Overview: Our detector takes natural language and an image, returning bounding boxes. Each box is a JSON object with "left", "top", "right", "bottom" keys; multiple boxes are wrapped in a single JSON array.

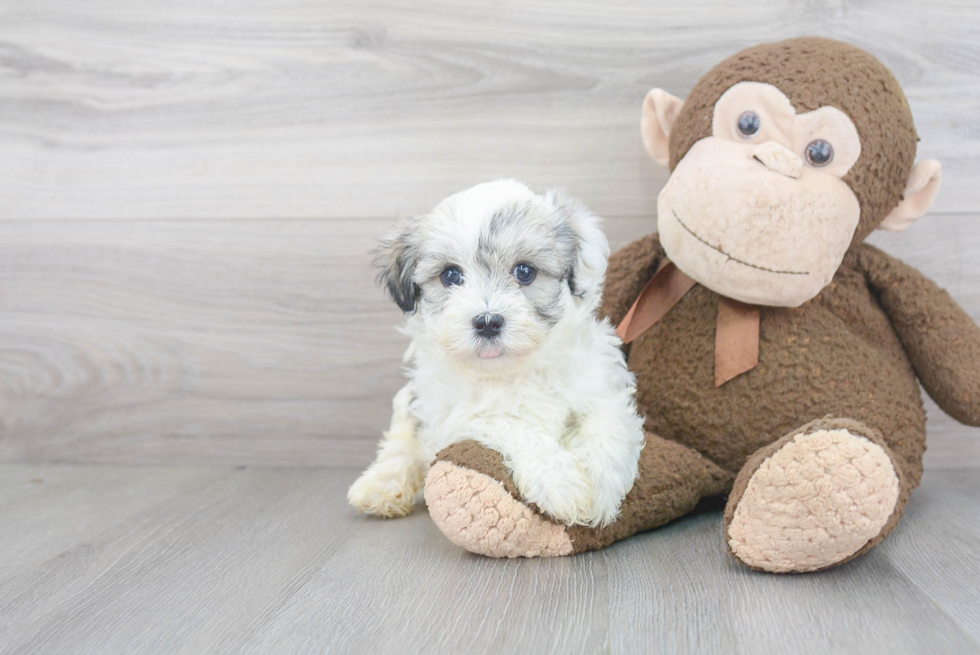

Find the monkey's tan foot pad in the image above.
[
  {"left": 724, "top": 419, "right": 901, "bottom": 573},
  {"left": 425, "top": 457, "right": 573, "bottom": 558}
]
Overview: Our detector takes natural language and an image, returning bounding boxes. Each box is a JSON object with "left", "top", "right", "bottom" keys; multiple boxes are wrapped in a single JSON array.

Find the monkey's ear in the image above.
[
  {"left": 374, "top": 217, "right": 422, "bottom": 313},
  {"left": 879, "top": 159, "right": 942, "bottom": 232},
  {"left": 641, "top": 88, "right": 685, "bottom": 168}
]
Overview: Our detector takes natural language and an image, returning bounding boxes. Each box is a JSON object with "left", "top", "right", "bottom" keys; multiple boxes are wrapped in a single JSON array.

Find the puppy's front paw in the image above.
[
  {"left": 583, "top": 484, "right": 626, "bottom": 528},
  {"left": 347, "top": 466, "right": 420, "bottom": 518},
  {"left": 515, "top": 457, "right": 594, "bottom": 526},
  {"left": 579, "top": 460, "right": 638, "bottom": 528}
]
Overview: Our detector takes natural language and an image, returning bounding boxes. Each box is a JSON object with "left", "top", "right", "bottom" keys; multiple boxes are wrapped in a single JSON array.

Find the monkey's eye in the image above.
[
  {"left": 737, "top": 111, "right": 761, "bottom": 138},
  {"left": 805, "top": 139, "right": 834, "bottom": 167},
  {"left": 513, "top": 263, "right": 536, "bottom": 285},
  {"left": 440, "top": 266, "right": 463, "bottom": 287}
]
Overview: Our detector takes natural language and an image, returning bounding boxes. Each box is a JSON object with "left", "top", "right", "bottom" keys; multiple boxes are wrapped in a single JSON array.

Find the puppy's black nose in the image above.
[{"left": 473, "top": 313, "right": 504, "bottom": 338}]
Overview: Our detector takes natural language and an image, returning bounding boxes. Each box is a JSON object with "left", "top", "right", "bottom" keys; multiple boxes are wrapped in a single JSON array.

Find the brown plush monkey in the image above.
[{"left": 422, "top": 37, "right": 980, "bottom": 572}]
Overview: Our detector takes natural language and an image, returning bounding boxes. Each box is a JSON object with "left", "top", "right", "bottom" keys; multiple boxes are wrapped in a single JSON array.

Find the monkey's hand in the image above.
[{"left": 859, "top": 243, "right": 980, "bottom": 427}]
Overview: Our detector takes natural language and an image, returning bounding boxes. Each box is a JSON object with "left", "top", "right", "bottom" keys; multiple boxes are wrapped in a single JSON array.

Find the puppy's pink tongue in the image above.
[{"left": 479, "top": 347, "right": 502, "bottom": 359}]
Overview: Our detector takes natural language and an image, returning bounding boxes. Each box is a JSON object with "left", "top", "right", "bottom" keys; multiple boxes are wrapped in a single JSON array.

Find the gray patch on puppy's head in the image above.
[
  {"left": 471, "top": 198, "right": 583, "bottom": 328},
  {"left": 474, "top": 202, "right": 532, "bottom": 271}
]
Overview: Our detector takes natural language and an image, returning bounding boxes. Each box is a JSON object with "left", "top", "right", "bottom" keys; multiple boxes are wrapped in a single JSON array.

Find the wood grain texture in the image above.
[
  {"left": 0, "top": 219, "right": 409, "bottom": 465},
  {"left": 1, "top": 215, "right": 978, "bottom": 468},
  {"left": 0, "top": 0, "right": 978, "bottom": 219},
  {"left": 0, "top": 0, "right": 979, "bottom": 467},
  {"left": 2, "top": 4, "right": 978, "bottom": 650},
  {"left": 0, "top": 464, "right": 977, "bottom": 654}
]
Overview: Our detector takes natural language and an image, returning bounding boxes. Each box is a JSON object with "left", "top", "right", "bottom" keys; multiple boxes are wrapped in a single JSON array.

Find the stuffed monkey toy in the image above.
[{"left": 422, "top": 37, "right": 980, "bottom": 572}]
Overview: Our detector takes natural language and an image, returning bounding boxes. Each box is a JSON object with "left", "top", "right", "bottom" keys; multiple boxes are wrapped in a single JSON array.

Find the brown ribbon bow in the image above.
[{"left": 615, "top": 259, "right": 760, "bottom": 387}]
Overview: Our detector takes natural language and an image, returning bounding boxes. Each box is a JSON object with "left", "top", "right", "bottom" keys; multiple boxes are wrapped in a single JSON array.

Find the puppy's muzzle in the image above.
[{"left": 473, "top": 313, "right": 504, "bottom": 338}]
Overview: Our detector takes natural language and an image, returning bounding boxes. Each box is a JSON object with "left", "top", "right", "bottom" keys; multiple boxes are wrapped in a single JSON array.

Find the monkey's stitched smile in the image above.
[{"left": 671, "top": 209, "right": 809, "bottom": 276}]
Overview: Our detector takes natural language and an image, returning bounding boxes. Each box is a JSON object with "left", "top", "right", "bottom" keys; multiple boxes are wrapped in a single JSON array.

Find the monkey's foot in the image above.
[
  {"left": 425, "top": 437, "right": 733, "bottom": 558},
  {"left": 725, "top": 418, "right": 902, "bottom": 573},
  {"left": 424, "top": 443, "right": 573, "bottom": 557}
]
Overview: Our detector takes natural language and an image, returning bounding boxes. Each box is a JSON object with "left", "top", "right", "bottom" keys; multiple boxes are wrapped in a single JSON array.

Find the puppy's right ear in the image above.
[{"left": 374, "top": 216, "right": 422, "bottom": 313}]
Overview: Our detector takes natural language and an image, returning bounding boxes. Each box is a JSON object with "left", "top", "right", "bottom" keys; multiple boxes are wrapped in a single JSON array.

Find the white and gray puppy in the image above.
[{"left": 348, "top": 180, "right": 646, "bottom": 527}]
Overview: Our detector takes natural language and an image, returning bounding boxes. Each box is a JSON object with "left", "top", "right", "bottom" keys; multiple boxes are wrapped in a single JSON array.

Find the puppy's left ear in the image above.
[
  {"left": 374, "top": 215, "right": 423, "bottom": 313},
  {"left": 546, "top": 190, "right": 610, "bottom": 304}
]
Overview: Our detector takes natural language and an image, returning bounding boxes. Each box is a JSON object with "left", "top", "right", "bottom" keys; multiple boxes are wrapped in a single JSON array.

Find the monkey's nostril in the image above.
[{"left": 473, "top": 313, "right": 504, "bottom": 338}]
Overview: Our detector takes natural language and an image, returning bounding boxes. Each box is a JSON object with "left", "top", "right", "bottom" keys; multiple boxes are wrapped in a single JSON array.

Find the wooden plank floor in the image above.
[{"left": 0, "top": 464, "right": 978, "bottom": 654}]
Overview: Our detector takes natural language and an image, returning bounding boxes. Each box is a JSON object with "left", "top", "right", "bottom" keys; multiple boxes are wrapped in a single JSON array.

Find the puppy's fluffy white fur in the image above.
[{"left": 348, "top": 180, "right": 646, "bottom": 527}]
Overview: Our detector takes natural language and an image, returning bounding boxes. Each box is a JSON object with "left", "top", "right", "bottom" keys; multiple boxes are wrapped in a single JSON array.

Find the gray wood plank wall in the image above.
[{"left": 2, "top": 0, "right": 979, "bottom": 467}]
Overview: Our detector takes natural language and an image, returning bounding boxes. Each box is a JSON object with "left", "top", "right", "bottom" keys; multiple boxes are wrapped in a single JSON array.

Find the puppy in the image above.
[{"left": 347, "top": 180, "right": 646, "bottom": 527}]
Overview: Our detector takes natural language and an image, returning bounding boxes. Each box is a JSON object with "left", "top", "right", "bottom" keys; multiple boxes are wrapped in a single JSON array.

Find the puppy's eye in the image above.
[
  {"left": 805, "top": 139, "right": 834, "bottom": 167},
  {"left": 737, "top": 111, "right": 761, "bottom": 139},
  {"left": 513, "top": 263, "right": 536, "bottom": 285},
  {"left": 440, "top": 266, "right": 463, "bottom": 287}
]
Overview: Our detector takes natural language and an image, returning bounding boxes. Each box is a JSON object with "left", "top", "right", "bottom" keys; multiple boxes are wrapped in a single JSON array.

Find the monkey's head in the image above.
[{"left": 643, "top": 37, "right": 942, "bottom": 307}]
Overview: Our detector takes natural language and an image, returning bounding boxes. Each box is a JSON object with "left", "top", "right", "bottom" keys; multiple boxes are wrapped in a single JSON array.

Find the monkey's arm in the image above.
[
  {"left": 600, "top": 232, "right": 665, "bottom": 326},
  {"left": 858, "top": 244, "right": 980, "bottom": 427}
]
